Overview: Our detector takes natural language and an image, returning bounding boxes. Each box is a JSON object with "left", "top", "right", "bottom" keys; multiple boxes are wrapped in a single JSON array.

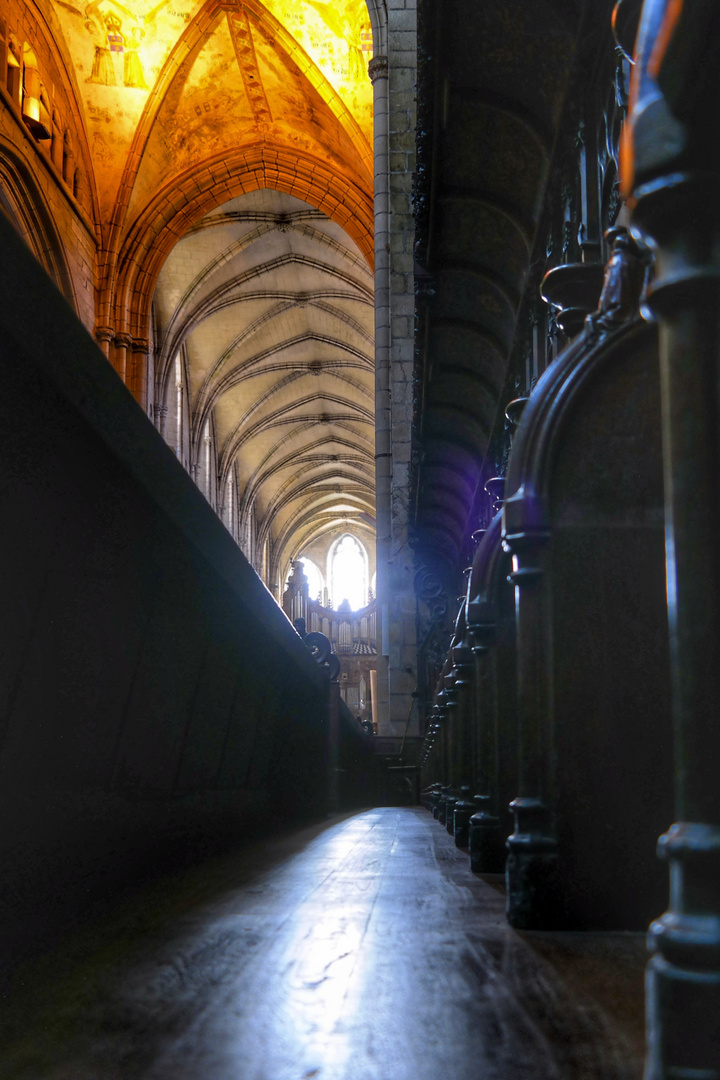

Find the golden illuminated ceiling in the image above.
[
  {"left": 48, "top": 0, "right": 373, "bottom": 219},
  {"left": 40, "top": 0, "right": 375, "bottom": 584},
  {"left": 263, "top": 0, "right": 373, "bottom": 131}
]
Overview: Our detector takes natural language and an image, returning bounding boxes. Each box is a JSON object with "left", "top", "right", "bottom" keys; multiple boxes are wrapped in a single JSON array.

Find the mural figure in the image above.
[
  {"left": 302, "top": 0, "right": 369, "bottom": 80},
  {"left": 85, "top": 4, "right": 118, "bottom": 84},
  {"left": 105, "top": 10, "right": 124, "bottom": 51},
  {"left": 124, "top": 25, "right": 148, "bottom": 88},
  {"left": 83, "top": 0, "right": 173, "bottom": 89}
]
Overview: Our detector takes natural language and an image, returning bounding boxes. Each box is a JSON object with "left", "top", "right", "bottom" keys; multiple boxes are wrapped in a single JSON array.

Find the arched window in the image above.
[
  {"left": 195, "top": 416, "right": 216, "bottom": 507},
  {"left": 328, "top": 534, "right": 368, "bottom": 611},
  {"left": 261, "top": 536, "right": 270, "bottom": 583}
]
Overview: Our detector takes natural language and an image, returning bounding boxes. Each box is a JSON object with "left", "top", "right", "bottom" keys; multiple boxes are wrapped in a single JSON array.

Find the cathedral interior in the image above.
[{"left": 0, "top": 0, "right": 718, "bottom": 1077}]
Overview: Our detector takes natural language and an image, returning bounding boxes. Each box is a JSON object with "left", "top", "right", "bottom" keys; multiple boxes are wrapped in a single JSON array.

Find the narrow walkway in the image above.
[{"left": 0, "top": 808, "right": 646, "bottom": 1080}]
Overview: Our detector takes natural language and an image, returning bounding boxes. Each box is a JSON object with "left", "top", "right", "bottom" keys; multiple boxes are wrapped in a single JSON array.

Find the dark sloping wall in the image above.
[{"left": 0, "top": 215, "right": 338, "bottom": 969}]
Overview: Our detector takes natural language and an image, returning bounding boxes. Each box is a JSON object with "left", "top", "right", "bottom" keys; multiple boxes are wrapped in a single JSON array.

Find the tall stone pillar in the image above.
[
  {"left": 128, "top": 336, "right": 150, "bottom": 414},
  {"left": 370, "top": 51, "right": 391, "bottom": 733},
  {"left": 95, "top": 325, "right": 114, "bottom": 365},
  {"left": 372, "top": 1, "right": 418, "bottom": 737},
  {"left": 112, "top": 332, "right": 131, "bottom": 386},
  {"left": 623, "top": 2, "right": 720, "bottom": 1076}
]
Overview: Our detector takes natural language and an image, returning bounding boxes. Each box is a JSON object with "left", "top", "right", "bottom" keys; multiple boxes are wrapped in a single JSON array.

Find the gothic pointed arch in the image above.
[{"left": 0, "top": 139, "right": 76, "bottom": 311}]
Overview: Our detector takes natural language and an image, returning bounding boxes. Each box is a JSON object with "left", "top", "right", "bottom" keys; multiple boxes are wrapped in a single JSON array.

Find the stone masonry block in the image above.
[
  {"left": 390, "top": 68, "right": 416, "bottom": 92},
  {"left": 389, "top": 118, "right": 413, "bottom": 139},
  {"left": 390, "top": 32, "right": 417, "bottom": 54},
  {"left": 391, "top": 668, "right": 416, "bottom": 694},
  {"left": 390, "top": 232, "right": 410, "bottom": 254},
  {"left": 390, "top": 401, "right": 412, "bottom": 424},
  {"left": 389, "top": 9, "right": 417, "bottom": 33},
  {"left": 393, "top": 341, "right": 414, "bottom": 362},
  {"left": 388, "top": 577, "right": 414, "bottom": 606},
  {"left": 401, "top": 643, "right": 418, "bottom": 666},
  {"left": 390, "top": 173, "right": 414, "bottom": 196},
  {"left": 392, "top": 251, "right": 413, "bottom": 274},
  {"left": 390, "top": 188, "right": 413, "bottom": 213},
  {"left": 388, "top": 643, "right": 402, "bottom": 668},
  {"left": 393, "top": 294, "right": 415, "bottom": 315},
  {"left": 389, "top": 89, "right": 415, "bottom": 111},
  {"left": 390, "top": 422, "right": 411, "bottom": 444},
  {"left": 390, "top": 216, "right": 415, "bottom": 239}
]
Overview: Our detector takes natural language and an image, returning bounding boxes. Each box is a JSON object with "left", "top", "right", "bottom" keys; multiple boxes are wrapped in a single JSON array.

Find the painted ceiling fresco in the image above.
[
  {"left": 40, "top": 0, "right": 375, "bottom": 581},
  {"left": 264, "top": 0, "right": 373, "bottom": 129},
  {"left": 50, "top": 0, "right": 373, "bottom": 217}
]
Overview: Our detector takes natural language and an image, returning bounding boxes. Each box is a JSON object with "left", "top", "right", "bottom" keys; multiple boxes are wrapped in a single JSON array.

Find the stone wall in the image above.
[
  {"left": 0, "top": 3, "right": 97, "bottom": 330},
  {"left": 0, "top": 214, "right": 342, "bottom": 968}
]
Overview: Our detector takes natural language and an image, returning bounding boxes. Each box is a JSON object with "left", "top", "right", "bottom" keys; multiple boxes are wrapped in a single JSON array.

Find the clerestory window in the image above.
[{"left": 328, "top": 533, "right": 368, "bottom": 611}]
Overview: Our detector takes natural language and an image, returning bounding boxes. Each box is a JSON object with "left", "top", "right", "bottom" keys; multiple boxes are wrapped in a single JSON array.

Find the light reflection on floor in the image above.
[{"left": 0, "top": 809, "right": 647, "bottom": 1080}]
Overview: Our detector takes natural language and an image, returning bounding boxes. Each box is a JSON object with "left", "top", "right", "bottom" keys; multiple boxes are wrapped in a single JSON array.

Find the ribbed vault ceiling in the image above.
[
  {"left": 154, "top": 187, "right": 375, "bottom": 572},
  {"left": 37, "top": 0, "right": 376, "bottom": 587},
  {"left": 415, "top": 0, "right": 587, "bottom": 570}
]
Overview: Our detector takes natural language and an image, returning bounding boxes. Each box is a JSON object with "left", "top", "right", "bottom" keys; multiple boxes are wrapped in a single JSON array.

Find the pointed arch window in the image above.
[{"left": 328, "top": 534, "right": 368, "bottom": 611}]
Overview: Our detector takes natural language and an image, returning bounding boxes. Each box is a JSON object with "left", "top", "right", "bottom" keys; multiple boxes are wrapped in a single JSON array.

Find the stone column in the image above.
[
  {"left": 51, "top": 109, "right": 63, "bottom": 173},
  {"left": 129, "top": 337, "right": 150, "bottom": 413},
  {"left": 95, "top": 325, "right": 114, "bottom": 365},
  {"left": 153, "top": 402, "right": 168, "bottom": 438},
  {"left": 375, "top": 0, "right": 418, "bottom": 737},
  {"left": 112, "top": 332, "right": 132, "bottom": 386},
  {"left": 370, "top": 51, "right": 391, "bottom": 732}
]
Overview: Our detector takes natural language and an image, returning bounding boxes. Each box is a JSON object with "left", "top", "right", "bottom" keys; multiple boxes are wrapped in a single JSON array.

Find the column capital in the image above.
[
  {"left": 368, "top": 56, "right": 388, "bottom": 83},
  {"left": 95, "top": 325, "right": 114, "bottom": 346}
]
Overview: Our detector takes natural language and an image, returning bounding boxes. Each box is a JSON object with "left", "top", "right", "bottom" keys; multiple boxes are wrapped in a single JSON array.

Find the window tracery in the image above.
[{"left": 327, "top": 533, "right": 367, "bottom": 611}]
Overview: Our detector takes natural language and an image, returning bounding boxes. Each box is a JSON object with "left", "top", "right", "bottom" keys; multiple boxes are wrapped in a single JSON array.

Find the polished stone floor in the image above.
[{"left": 0, "top": 808, "right": 647, "bottom": 1080}]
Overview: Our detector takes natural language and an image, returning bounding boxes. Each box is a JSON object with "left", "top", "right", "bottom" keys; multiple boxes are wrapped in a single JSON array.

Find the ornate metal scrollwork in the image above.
[
  {"left": 303, "top": 631, "right": 331, "bottom": 664},
  {"left": 301, "top": 630, "right": 340, "bottom": 683},
  {"left": 322, "top": 654, "right": 341, "bottom": 682}
]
